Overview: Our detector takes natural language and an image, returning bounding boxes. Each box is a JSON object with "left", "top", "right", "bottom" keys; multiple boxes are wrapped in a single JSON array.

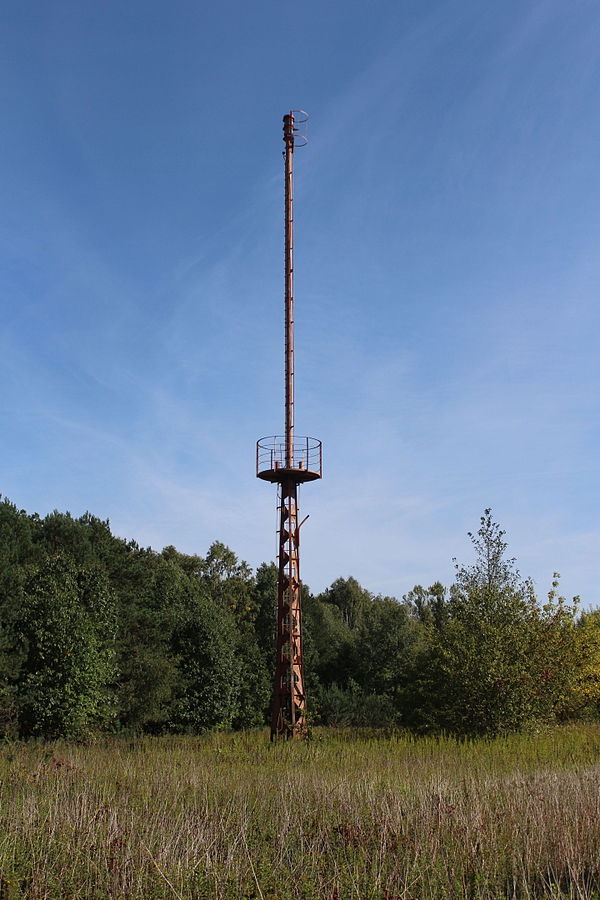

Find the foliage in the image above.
[
  {"left": 304, "top": 589, "right": 354, "bottom": 689},
  {"left": 404, "top": 581, "right": 447, "bottom": 628},
  {"left": 0, "top": 498, "right": 40, "bottom": 732},
  {"left": 319, "top": 575, "right": 372, "bottom": 629},
  {"left": 112, "top": 548, "right": 184, "bottom": 732},
  {"left": 0, "top": 497, "right": 596, "bottom": 740},
  {"left": 169, "top": 593, "right": 239, "bottom": 733},
  {"left": 14, "top": 555, "right": 116, "bottom": 739},
  {"left": 318, "top": 680, "right": 400, "bottom": 727},
  {"left": 571, "top": 610, "right": 600, "bottom": 715},
  {"left": 352, "top": 596, "right": 418, "bottom": 705},
  {"left": 417, "top": 511, "right": 580, "bottom": 736}
]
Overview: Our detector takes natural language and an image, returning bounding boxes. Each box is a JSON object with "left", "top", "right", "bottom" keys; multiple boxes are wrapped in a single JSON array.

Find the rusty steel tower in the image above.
[{"left": 256, "top": 111, "right": 322, "bottom": 739}]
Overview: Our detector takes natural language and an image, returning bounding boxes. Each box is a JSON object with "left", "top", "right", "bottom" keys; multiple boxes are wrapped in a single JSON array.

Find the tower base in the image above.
[{"left": 271, "top": 477, "right": 307, "bottom": 739}]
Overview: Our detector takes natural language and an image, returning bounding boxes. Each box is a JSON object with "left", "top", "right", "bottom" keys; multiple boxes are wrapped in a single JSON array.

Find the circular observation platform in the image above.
[{"left": 256, "top": 436, "right": 322, "bottom": 484}]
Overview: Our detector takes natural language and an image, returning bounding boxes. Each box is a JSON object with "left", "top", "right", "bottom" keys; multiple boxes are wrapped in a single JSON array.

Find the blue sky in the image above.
[{"left": 2, "top": 0, "right": 599, "bottom": 604}]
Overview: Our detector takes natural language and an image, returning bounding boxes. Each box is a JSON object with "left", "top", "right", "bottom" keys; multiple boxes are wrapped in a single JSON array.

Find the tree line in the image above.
[{"left": 0, "top": 497, "right": 599, "bottom": 740}]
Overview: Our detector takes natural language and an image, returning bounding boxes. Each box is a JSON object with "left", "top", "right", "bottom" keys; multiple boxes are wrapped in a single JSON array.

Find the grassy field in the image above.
[{"left": 1, "top": 726, "right": 600, "bottom": 899}]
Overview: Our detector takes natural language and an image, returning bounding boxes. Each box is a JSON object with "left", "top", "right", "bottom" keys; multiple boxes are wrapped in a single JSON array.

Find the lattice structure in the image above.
[
  {"left": 272, "top": 479, "right": 304, "bottom": 734},
  {"left": 256, "top": 112, "right": 322, "bottom": 739}
]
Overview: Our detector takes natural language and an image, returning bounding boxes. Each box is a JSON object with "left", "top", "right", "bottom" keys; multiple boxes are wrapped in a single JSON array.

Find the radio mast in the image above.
[{"left": 256, "top": 112, "right": 322, "bottom": 738}]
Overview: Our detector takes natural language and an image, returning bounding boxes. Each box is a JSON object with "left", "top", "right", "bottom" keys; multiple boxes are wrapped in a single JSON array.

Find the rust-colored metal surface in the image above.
[
  {"left": 256, "top": 112, "right": 322, "bottom": 739},
  {"left": 283, "top": 113, "right": 295, "bottom": 470},
  {"left": 271, "top": 477, "right": 306, "bottom": 736},
  {"left": 256, "top": 435, "right": 322, "bottom": 484}
]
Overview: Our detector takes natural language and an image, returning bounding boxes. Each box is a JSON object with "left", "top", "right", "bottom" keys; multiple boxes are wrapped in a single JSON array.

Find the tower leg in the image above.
[{"left": 271, "top": 477, "right": 306, "bottom": 738}]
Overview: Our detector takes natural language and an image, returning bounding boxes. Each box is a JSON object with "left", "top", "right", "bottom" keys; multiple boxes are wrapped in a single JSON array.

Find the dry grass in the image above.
[{"left": 1, "top": 726, "right": 600, "bottom": 899}]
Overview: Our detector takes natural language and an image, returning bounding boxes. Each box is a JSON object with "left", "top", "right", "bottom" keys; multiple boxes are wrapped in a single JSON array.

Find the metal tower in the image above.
[{"left": 256, "top": 112, "right": 322, "bottom": 739}]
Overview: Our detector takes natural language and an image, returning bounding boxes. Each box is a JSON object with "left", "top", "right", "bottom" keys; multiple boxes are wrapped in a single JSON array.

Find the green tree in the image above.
[
  {"left": 404, "top": 582, "right": 447, "bottom": 629},
  {"left": 354, "top": 596, "right": 419, "bottom": 716},
  {"left": 14, "top": 555, "right": 116, "bottom": 739},
  {"left": 170, "top": 592, "right": 239, "bottom": 733},
  {"left": 320, "top": 576, "right": 372, "bottom": 630},
  {"left": 571, "top": 609, "right": 600, "bottom": 717},
  {"left": 253, "top": 562, "right": 277, "bottom": 665},
  {"left": 420, "top": 510, "right": 579, "bottom": 736},
  {"left": 112, "top": 550, "right": 186, "bottom": 732},
  {"left": 202, "top": 541, "right": 254, "bottom": 620},
  {"left": 304, "top": 590, "right": 354, "bottom": 689},
  {"left": 0, "top": 498, "right": 41, "bottom": 733},
  {"left": 201, "top": 543, "right": 270, "bottom": 728}
]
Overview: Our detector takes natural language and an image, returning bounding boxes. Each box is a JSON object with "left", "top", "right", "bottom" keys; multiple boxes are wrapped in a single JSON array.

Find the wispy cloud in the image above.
[{"left": 2, "top": 0, "right": 599, "bottom": 609}]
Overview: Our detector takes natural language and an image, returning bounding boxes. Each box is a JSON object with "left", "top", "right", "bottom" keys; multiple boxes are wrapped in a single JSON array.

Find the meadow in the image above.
[{"left": 1, "top": 726, "right": 600, "bottom": 900}]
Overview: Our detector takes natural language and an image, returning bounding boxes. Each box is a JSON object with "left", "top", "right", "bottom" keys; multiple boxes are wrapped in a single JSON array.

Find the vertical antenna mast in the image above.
[
  {"left": 283, "top": 113, "right": 295, "bottom": 469},
  {"left": 256, "top": 111, "right": 322, "bottom": 739}
]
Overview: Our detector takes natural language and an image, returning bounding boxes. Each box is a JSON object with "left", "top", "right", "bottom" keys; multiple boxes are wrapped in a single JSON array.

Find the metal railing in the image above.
[{"left": 256, "top": 436, "right": 322, "bottom": 477}]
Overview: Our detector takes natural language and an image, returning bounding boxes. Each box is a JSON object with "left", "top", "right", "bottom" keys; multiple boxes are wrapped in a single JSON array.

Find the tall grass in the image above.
[{"left": 1, "top": 726, "right": 600, "bottom": 898}]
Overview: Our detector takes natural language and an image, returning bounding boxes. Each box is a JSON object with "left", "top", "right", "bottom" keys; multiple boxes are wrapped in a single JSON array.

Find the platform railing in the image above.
[{"left": 256, "top": 436, "right": 322, "bottom": 478}]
